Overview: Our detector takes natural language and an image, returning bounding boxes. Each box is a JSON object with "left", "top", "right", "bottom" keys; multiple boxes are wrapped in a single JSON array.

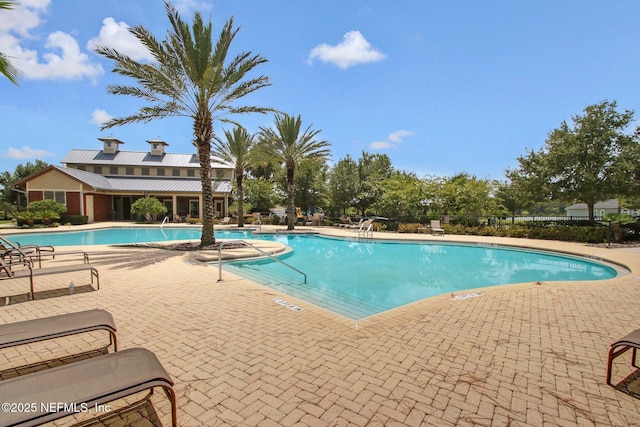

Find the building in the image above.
[
  {"left": 12, "top": 137, "right": 233, "bottom": 222},
  {"left": 564, "top": 199, "right": 620, "bottom": 219}
]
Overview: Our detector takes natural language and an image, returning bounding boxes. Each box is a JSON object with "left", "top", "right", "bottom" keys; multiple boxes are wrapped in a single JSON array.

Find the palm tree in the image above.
[
  {"left": 0, "top": 1, "right": 21, "bottom": 85},
  {"left": 95, "top": 1, "right": 271, "bottom": 245},
  {"left": 212, "top": 126, "right": 256, "bottom": 227},
  {"left": 258, "top": 114, "right": 331, "bottom": 230}
]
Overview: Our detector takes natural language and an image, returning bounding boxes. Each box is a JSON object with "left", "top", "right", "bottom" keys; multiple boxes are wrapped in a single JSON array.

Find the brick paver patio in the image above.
[{"left": 1, "top": 224, "right": 639, "bottom": 426}]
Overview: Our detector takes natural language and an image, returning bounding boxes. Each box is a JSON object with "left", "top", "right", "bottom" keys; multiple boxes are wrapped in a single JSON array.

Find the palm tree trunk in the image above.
[
  {"left": 287, "top": 167, "right": 295, "bottom": 230},
  {"left": 195, "top": 108, "right": 215, "bottom": 246}
]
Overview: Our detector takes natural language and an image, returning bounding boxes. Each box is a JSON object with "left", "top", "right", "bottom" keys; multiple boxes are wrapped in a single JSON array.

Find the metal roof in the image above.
[
  {"left": 565, "top": 199, "right": 619, "bottom": 210},
  {"left": 52, "top": 166, "right": 231, "bottom": 194},
  {"left": 60, "top": 149, "right": 231, "bottom": 169},
  {"left": 106, "top": 177, "right": 231, "bottom": 193},
  {"left": 56, "top": 166, "right": 113, "bottom": 189}
]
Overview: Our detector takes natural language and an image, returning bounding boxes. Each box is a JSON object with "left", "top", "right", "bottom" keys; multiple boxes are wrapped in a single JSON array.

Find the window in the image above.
[
  {"left": 215, "top": 169, "right": 225, "bottom": 178},
  {"left": 126, "top": 167, "right": 134, "bottom": 175},
  {"left": 109, "top": 166, "right": 118, "bottom": 175},
  {"left": 157, "top": 168, "right": 165, "bottom": 176},
  {"left": 77, "top": 165, "right": 85, "bottom": 171},
  {"left": 141, "top": 168, "right": 150, "bottom": 176},
  {"left": 187, "top": 169, "right": 195, "bottom": 177},
  {"left": 172, "top": 168, "right": 180, "bottom": 177},
  {"left": 43, "top": 191, "right": 66, "bottom": 204},
  {"left": 93, "top": 166, "right": 102, "bottom": 174}
]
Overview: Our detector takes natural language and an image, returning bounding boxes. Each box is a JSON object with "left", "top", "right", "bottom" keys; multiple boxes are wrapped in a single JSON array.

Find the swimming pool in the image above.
[
  {"left": 3, "top": 227, "right": 252, "bottom": 246},
  {"left": 222, "top": 234, "right": 618, "bottom": 319},
  {"left": 5, "top": 227, "right": 619, "bottom": 319}
]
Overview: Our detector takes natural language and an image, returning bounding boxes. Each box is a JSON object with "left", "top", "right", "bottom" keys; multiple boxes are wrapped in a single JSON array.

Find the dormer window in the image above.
[
  {"left": 147, "top": 139, "right": 169, "bottom": 156},
  {"left": 98, "top": 136, "right": 124, "bottom": 154}
]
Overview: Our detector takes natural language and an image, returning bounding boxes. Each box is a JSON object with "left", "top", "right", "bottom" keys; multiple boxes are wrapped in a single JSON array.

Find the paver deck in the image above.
[{"left": 1, "top": 223, "right": 640, "bottom": 426}]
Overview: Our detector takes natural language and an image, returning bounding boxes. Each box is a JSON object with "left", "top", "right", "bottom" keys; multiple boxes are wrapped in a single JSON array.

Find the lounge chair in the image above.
[
  {"left": 220, "top": 216, "right": 231, "bottom": 225},
  {"left": 348, "top": 218, "right": 364, "bottom": 231},
  {"left": 0, "top": 309, "right": 117, "bottom": 354},
  {"left": 0, "top": 347, "right": 177, "bottom": 427},
  {"left": 0, "top": 258, "right": 99, "bottom": 299},
  {"left": 430, "top": 220, "right": 445, "bottom": 236},
  {"left": 1, "top": 235, "right": 88, "bottom": 268},
  {"left": 607, "top": 328, "right": 640, "bottom": 385}
]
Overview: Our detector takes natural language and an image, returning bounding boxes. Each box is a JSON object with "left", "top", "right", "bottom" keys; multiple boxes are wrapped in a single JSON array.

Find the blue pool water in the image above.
[
  {"left": 6, "top": 227, "right": 618, "bottom": 319},
  {"left": 222, "top": 234, "right": 618, "bottom": 319},
  {"left": 4, "top": 227, "right": 252, "bottom": 246}
]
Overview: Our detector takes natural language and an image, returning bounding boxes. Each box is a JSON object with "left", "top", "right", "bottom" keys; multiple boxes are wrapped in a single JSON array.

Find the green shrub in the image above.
[
  {"left": 398, "top": 223, "right": 423, "bottom": 233},
  {"left": 64, "top": 215, "right": 88, "bottom": 225},
  {"left": 130, "top": 197, "right": 167, "bottom": 223}
]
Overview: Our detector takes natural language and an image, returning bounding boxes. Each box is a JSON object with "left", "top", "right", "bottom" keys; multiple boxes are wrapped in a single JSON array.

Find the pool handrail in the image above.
[{"left": 216, "top": 239, "right": 307, "bottom": 284}]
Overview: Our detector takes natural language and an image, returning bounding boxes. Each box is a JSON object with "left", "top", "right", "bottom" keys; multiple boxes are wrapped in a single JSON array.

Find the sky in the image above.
[{"left": 1, "top": 0, "right": 640, "bottom": 182}]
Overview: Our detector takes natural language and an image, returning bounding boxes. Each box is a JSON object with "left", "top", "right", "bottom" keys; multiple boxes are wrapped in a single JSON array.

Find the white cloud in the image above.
[
  {"left": 6, "top": 146, "right": 54, "bottom": 159},
  {"left": 0, "top": 1, "right": 104, "bottom": 81},
  {"left": 90, "top": 109, "right": 113, "bottom": 127},
  {"left": 308, "top": 31, "right": 385, "bottom": 69},
  {"left": 369, "top": 130, "right": 415, "bottom": 150},
  {"left": 388, "top": 130, "right": 415, "bottom": 143},
  {"left": 173, "top": 0, "right": 213, "bottom": 14},
  {"left": 369, "top": 141, "right": 394, "bottom": 149},
  {"left": 0, "top": 0, "right": 49, "bottom": 36},
  {"left": 87, "top": 17, "right": 154, "bottom": 62}
]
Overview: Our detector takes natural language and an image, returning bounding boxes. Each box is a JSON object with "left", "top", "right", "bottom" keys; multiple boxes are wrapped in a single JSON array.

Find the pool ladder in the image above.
[{"left": 216, "top": 240, "right": 306, "bottom": 284}]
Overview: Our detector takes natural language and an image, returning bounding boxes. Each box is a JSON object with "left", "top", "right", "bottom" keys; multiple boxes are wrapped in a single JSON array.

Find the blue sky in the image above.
[{"left": 1, "top": 0, "right": 639, "bottom": 181}]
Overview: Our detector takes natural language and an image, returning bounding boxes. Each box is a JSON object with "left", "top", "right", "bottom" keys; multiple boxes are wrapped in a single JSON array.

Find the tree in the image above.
[
  {"left": 327, "top": 154, "right": 358, "bottom": 215},
  {"left": 131, "top": 196, "right": 167, "bottom": 223},
  {"left": 95, "top": 1, "right": 271, "bottom": 245},
  {"left": 354, "top": 152, "right": 393, "bottom": 216},
  {"left": 258, "top": 113, "right": 331, "bottom": 230},
  {"left": 510, "top": 101, "right": 639, "bottom": 221},
  {"left": 243, "top": 177, "right": 278, "bottom": 213},
  {"left": 375, "top": 171, "right": 425, "bottom": 219},
  {"left": 494, "top": 179, "right": 534, "bottom": 223},
  {"left": 279, "top": 158, "right": 328, "bottom": 213},
  {"left": 432, "top": 173, "right": 494, "bottom": 225},
  {"left": 0, "top": 160, "right": 49, "bottom": 209},
  {"left": 0, "top": 1, "right": 21, "bottom": 85},
  {"left": 212, "top": 126, "right": 257, "bottom": 227}
]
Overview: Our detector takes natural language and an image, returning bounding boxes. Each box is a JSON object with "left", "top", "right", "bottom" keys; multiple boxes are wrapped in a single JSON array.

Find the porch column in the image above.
[{"left": 172, "top": 195, "right": 177, "bottom": 217}]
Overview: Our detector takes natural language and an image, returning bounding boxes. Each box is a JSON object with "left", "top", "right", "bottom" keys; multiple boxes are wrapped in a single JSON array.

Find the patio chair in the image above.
[
  {"left": 607, "top": 328, "right": 640, "bottom": 385},
  {"left": 349, "top": 218, "right": 365, "bottom": 231},
  {"left": 430, "top": 220, "right": 446, "bottom": 236},
  {"left": 0, "top": 258, "right": 99, "bottom": 299},
  {"left": 0, "top": 309, "right": 118, "bottom": 354},
  {"left": 220, "top": 216, "right": 231, "bottom": 225},
  {"left": 0, "top": 347, "right": 177, "bottom": 427},
  {"left": 1, "top": 235, "right": 88, "bottom": 268}
]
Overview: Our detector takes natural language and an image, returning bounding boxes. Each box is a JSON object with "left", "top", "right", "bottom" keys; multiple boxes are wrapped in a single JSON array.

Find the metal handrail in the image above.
[{"left": 216, "top": 239, "right": 306, "bottom": 284}]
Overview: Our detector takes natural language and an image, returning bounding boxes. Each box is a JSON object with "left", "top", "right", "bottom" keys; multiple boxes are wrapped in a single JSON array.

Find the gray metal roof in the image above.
[
  {"left": 565, "top": 199, "right": 619, "bottom": 210},
  {"left": 56, "top": 166, "right": 113, "bottom": 189},
  {"left": 107, "top": 177, "right": 231, "bottom": 193},
  {"left": 54, "top": 166, "right": 231, "bottom": 194},
  {"left": 61, "top": 149, "right": 231, "bottom": 169}
]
